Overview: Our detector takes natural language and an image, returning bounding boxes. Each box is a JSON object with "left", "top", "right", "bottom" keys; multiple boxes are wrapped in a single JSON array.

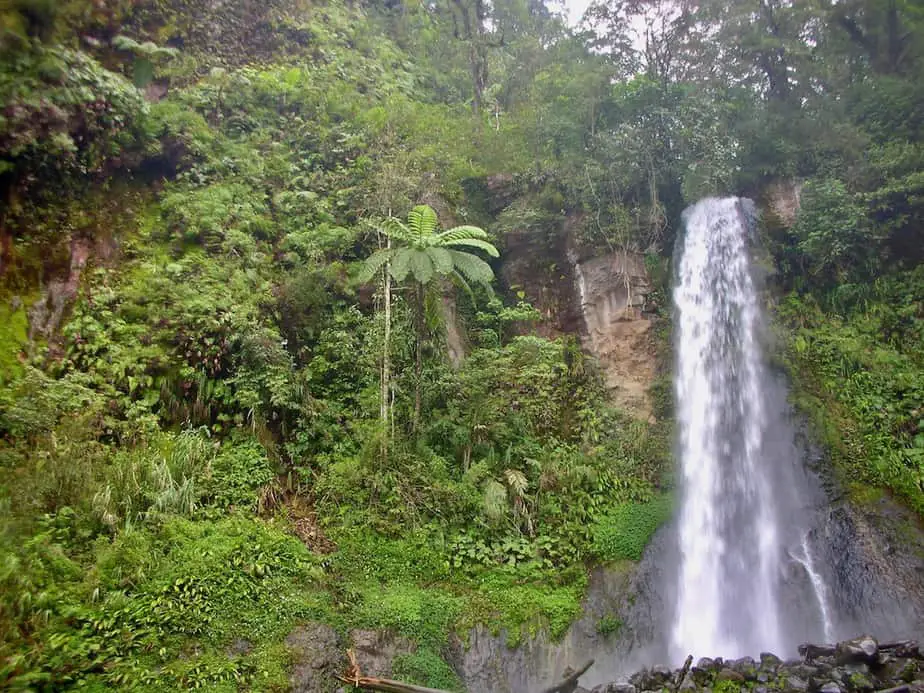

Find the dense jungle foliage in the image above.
[{"left": 0, "top": 0, "right": 921, "bottom": 689}]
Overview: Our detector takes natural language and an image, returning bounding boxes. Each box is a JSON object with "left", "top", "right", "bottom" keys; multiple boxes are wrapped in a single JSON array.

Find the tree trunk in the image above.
[
  {"left": 413, "top": 281, "right": 424, "bottom": 433},
  {"left": 380, "top": 238, "right": 392, "bottom": 462}
]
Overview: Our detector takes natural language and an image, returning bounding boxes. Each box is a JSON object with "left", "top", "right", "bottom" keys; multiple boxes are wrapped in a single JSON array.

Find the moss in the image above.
[
  {"left": 591, "top": 495, "right": 673, "bottom": 562},
  {"left": 0, "top": 296, "right": 30, "bottom": 384},
  {"left": 393, "top": 648, "right": 464, "bottom": 692}
]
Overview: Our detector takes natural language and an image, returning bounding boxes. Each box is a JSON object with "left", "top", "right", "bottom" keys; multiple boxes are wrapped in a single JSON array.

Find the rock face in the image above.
[
  {"left": 571, "top": 250, "right": 657, "bottom": 419},
  {"left": 455, "top": 528, "right": 673, "bottom": 692},
  {"left": 590, "top": 637, "right": 924, "bottom": 693},
  {"left": 286, "top": 623, "right": 342, "bottom": 693},
  {"left": 500, "top": 214, "right": 658, "bottom": 421}
]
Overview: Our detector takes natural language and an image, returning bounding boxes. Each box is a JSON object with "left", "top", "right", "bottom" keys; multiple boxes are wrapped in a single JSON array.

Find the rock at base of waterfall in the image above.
[
  {"left": 835, "top": 636, "right": 879, "bottom": 665},
  {"left": 628, "top": 665, "right": 673, "bottom": 691},
  {"left": 760, "top": 652, "right": 782, "bottom": 670},
  {"left": 591, "top": 683, "right": 636, "bottom": 693},
  {"left": 819, "top": 681, "right": 844, "bottom": 693},
  {"left": 729, "top": 656, "right": 758, "bottom": 679},
  {"left": 715, "top": 667, "right": 745, "bottom": 684},
  {"left": 783, "top": 675, "right": 810, "bottom": 692}
]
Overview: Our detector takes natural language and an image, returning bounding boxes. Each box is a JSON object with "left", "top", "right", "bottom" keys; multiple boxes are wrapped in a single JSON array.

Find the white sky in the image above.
[{"left": 561, "top": 0, "right": 594, "bottom": 26}]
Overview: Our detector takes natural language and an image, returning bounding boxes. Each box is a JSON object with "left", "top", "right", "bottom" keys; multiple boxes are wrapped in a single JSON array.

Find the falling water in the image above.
[
  {"left": 793, "top": 532, "right": 836, "bottom": 643},
  {"left": 671, "top": 197, "right": 784, "bottom": 660}
]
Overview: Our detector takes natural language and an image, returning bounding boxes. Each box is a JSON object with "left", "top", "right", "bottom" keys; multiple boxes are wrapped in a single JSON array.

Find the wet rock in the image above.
[
  {"left": 789, "top": 663, "right": 821, "bottom": 680},
  {"left": 835, "top": 636, "right": 879, "bottom": 665},
  {"left": 286, "top": 622, "right": 342, "bottom": 693},
  {"left": 840, "top": 669, "right": 875, "bottom": 692},
  {"left": 629, "top": 665, "right": 673, "bottom": 690},
  {"left": 755, "top": 686, "right": 770, "bottom": 693},
  {"left": 228, "top": 638, "right": 252, "bottom": 656},
  {"left": 693, "top": 658, "right": 719, "bottom": 686},
  {"left": 800, "top": 644, "right": 837, "bottom": 662},
  {"left": 761, "top": 652, "right": 782, "bottom": 670},
  {"left": 592, "top": 684, "right": 636, "bottom": 693},
  {"left": 757, "top": 671, "right": 771, "bottom": 684},
  {"left": 349, "top": 629, "right": 416, "bottom": 679},
  {"left": 783, "top": 675, "right": 809, "bottom": 692},
  {"left": 730, "top": 656, "right": 758, "bottom": 680},
  {"left": 715, "top": 667, "right": 745, "bottom": 683},
  {"left": 678, "top": 674, "right": 697, "bottom": 692},
  {"left": 818, "top": 681, "right": 842, "bottom": 693},
  {"left": 880, "top": 641, "right": 922, "bottom": 659}
]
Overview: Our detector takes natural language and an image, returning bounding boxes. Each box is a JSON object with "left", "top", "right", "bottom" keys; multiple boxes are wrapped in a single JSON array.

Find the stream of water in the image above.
[{"left": 671, "top": 197, "right": 829, "bottom": 660}]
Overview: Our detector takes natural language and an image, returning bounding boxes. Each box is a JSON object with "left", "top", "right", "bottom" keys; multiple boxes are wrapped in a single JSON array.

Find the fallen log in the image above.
[
  {"left": 537, "top": 659, "right": 594, "bottom": 693},
  {"left": 337, "top": 648, "right": 594, "bottom": 693}
]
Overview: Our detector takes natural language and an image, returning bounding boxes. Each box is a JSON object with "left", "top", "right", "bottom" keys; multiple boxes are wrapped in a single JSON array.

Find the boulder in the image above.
[
  {"left": 629, "top": 665, "right": 674, "bottom": 691},
  {"left": 783, "top": 675, "right": 809, "bottom": 693},
  {"left": 761, "top": 653, "right": 782, "bottom": 670},
  {"left": 818, "top": 681, "right": 842, "bottom": 693},
  {"left": 715, "top": 668, "right": 745, "bottom": 683},
  {"left": 835, "top": 636, "right": 879, "bottom": 665},
  {"left": 592, "top": 684, "right": 636, "bottom": 693},
  {"left": 730, "top": 656, "right": 758, "bottom": 680},
  {"left": 286, "top": 622, "right": 343, "bottom": 693},
  {"left": 693, "top": 657, "right": 719, "bottom": 686},
  {"left": 349, "top": 629, "right": 416, "bottom": 679}
]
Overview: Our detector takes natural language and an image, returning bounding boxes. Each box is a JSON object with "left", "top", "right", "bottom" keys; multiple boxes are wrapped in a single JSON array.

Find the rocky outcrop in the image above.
[
  {"left": 571, "top": 249, "right": 657, "bottom": 420},
  {"left": 585, "top": 636, "right": 924, "bottom": 693},
  {"left": 499, "top": 214, "right": 659, "bottom": 421}
]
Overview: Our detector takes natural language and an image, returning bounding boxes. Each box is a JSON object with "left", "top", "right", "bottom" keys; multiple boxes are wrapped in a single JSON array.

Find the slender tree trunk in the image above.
[
  {"left": 413, "top": 282, "right": 424, "bottom": 433},
  {"left": 380, "top": 239, "right": 392, "bottom": 462}
]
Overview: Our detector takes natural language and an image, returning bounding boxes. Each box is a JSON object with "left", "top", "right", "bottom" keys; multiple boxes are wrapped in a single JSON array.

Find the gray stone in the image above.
[
  {"left": 716, "top": 668, "right": 745, "bottom": 683},
  {"left": 592, "top": 684, "right": 636, "bottom": 693},
  {"left": 818, "top": 682, "right": 842, "bottom": 693},
  {"left": 678, "top": 674, "right": 697, "bottom": 692},
  {"left": 349, "top": 629, "right": 416, "bottom": 679},
  {"left": 730, "top": 656, "right": 758, "bottom": 680},
  {"left": 835, "top": 636, "right": 879, "bottom": 665},
  {"left": 228, "top": 638, "right": 252, "bottom": 656},
  {"left": 757, "top": 671, "right": 770, "bottom": 684},
  {"left": 629, "top": 666, "right": 673, "bottom": 691},
  {"left": 286, "top": 622, "right": 343, "bottom": 693},
  {"left": 761, "top": 652, "right": 782, "bottom": 670},
  {"left": 784, "top": 676, "right": 810, "bottom": 693}
]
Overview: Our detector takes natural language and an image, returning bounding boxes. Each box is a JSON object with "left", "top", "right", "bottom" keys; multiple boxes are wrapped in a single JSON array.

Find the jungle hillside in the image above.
[{"left": 0, "top": 0, "right": 922, "bottom": 690}]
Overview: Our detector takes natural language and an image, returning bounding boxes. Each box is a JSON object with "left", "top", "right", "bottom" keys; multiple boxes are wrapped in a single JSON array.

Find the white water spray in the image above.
[
  {"left": 793, "top": 532, "right": 836, "bottom": 644},
  {"left": 671, "top": 197, "right": 784, "bottom": 660}
]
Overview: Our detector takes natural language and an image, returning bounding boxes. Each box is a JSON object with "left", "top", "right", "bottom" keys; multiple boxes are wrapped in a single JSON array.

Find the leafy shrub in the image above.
[{"left": 202, "top": 437, "right": 275, "bottom": 510}]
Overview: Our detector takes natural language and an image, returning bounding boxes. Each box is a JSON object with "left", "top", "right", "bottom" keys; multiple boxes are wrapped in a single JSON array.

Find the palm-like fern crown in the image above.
[{"left": 361, "top": 204, "right": 499, "bottom": 293}]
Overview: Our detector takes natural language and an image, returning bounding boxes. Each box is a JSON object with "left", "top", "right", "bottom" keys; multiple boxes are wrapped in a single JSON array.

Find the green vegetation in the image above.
[{"left": 0, "top": 0, "right": 922, "bottom": 688}]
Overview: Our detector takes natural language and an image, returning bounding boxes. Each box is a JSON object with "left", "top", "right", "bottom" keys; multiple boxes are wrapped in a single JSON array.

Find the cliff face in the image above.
[{"left": 499, "top": 213, "right": 660, "bottom": 421}]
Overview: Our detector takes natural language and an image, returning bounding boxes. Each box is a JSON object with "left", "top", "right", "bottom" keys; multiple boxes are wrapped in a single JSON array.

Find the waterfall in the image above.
[
  {"left": 671, "top": 197, "right": 785, "bottom": 660},
  {"left": 793, "top": 531, "right": 836, "bottom": 644}
]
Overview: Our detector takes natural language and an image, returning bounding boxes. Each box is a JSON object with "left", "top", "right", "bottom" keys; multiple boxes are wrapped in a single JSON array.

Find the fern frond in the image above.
[
  {"left": 390, "top": 248, "right": 414, "bottom": 282},
  {"left": 408, "top": 205, "right": 439, "bottom": 243},
  {"left": 383, "top": 218, "right": 415, "bottom": 244},
  {"left": 504, "top": 469, "right": 529, "bottom": 497},
  {"left": 428, "top": 247, "right": 454, "bottom": 275},
  {"left": 483, "top": 480, "right": 508, "bottom": 522},
  {"left": 358, "top": 248, "right": 395, "bottom": 283},
  {"left": 443, "top": 237, "right": 500, "bottom": 257},
  {"left": 436, "top": 225, "right": 489, "bottom": 243},
  {"left": 408, "top": 250, "right": 435, "bottom": 284},
  {"left": 449, "top": 250, "right": 495, "bottom": 287}
]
